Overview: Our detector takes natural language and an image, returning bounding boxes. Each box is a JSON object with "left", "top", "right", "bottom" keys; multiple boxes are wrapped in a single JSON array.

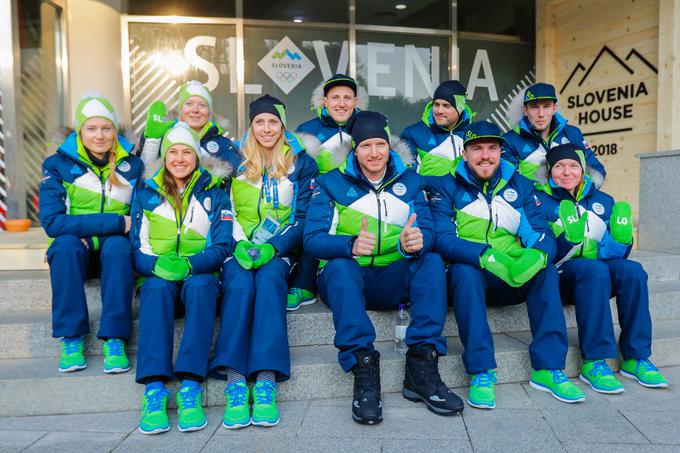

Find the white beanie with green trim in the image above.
[
  {"left": 161, "top": 122, "right": 201, "bottom": 159},
  {"left": 177, "top": 80, "right": 213, "bottom": 112},
  {"left": 75, "top": 91, "right": 119, "bottom": 132}
]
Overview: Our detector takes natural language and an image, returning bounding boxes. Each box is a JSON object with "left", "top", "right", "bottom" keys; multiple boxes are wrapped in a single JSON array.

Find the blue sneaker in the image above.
[
  {"left": 139, "top": 386, "right": 171, "bottom": 435},
  {"left": 102, "top": 339, "right": 130, "bottom": 374},
  {"left": 251, "top": 380, "right": 279, "bottom": 426},
  {"left": 223, "top": 381, "right": 251, "bottom": 429},
  {"left": 176, "top": 383, "right": 207, "bottom": 432},
  {"left": 59, "top": 337, "right": 86, "bottom": 372},
  {"left": 468, "top": 370, "right": 497, "bottom": 409},
  {"left": 579, "top": 360, "right": 625, "bottom": 394}
]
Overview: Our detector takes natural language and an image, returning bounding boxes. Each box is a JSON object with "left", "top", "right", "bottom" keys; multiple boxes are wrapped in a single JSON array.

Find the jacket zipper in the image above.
[
  {"left": 371, "top": 190, "right": 382, "bottom": 266},
  {"left": 483, "top": 183, "right": 493, "bottom": 244}
]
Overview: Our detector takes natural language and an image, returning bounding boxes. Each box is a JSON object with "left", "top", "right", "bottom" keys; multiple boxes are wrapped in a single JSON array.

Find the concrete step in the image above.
[
  {"left": 2, "top": 279, "right": 680, "bottom": 360},
  {"left": 1, "top": 319, "right": 679, "bottom": 417},
  {"left": 0, "top": 228, "right": 49, "bottom": 271},
  {"left": 1, "top": 250, "right": 678, "bottom": 312}
]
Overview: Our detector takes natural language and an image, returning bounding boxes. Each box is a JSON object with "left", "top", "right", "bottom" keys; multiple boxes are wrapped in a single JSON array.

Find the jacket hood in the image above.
[
  {"left": 57, "top": 131, "right": 134, "bottom": 169},
  {"left": 342, "top": 147, "right": 409, "bottom": 188},
  {"left": 453, "top": 155, "right": 517, "bottom": 194},
  {"left": 534, "top": 156, "right": 604, "bottom": 189},
  {"left": 310, "top": 81, "right": 369, "bottom": 124},
  {"left": 421, "top": 100, "right": 473, "bottom": 133}
]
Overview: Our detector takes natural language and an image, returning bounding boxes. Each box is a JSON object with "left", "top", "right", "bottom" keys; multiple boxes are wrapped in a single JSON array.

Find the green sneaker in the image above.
[
  {"left": 530, "top": 369, "right": 586, "bottom": 403},
  {"left": 102, "top": 339, "right": 130, "bottom": 374},
  {"left": 579, "top": 360, "right": 625, "bottom": 394},
  {"left": 139, "top": 386, "right": 171, "bottom": 435},
  {"left": 251, "top": 380, "right": 279, "bottom": 426},
  {"left": 58, "top": 337, "right": 86, "bottom": 373},
  {"left": 467, "top": 370, "right": 497, "bottom": 409},
  {"left": 286, "top": 288, "right": 316, "bottom": 311},
  {"left": 223, "top": 381, "right": 251, "bottom": 429},
  {"left": 176, "top": 384, "right": 207, "bottom": 432},
  {"left": 620, "top": 359, "right": 669, "bottom": 388}
]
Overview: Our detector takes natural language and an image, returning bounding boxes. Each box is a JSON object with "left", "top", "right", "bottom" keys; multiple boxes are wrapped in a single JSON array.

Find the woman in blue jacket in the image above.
[
  {"left": 130, "top": 122, "right": 233, "bottom": 434},
  {"left": 209, "top": 95, "right": 318, "bottom": 429},
  {"left": 536, "top": 143, "right": 668, "bottom": 392},
  {"left": 39, "top": 92, "right": 143, "bottom": 374}
]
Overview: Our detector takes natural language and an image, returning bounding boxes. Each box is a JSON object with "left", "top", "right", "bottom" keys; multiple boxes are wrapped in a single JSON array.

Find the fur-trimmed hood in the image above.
[
  {"left": 533, "top": 159, "right": 605, "bottom": 189},
  {"left": 298, "top": 131, "right": 414, "bottom": 169},
  {"left": 142, "top": 152, "right": 233, "bottom": 183},
  {"left": 310, "top": 81, "right": 369, "bottom": 113}
]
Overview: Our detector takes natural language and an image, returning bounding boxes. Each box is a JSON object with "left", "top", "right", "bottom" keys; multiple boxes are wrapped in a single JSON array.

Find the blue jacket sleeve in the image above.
[
  {"left": 269, "top": 154, "right": 320, "bottom": 256},
  {"left": 39, "top": 157, "right": 125, "bottom": 238},
  {"left": 516, "top": 183, "right": 557, "bottom": 262},
  {"left": 129, "top": 190, "right": 157, "bottom": 277},
  {"left": 187, "top": 190, "right": 233, "bottom": 274},
  {"left": 429, "top": 177, "right": 488, "bottom": 266},
  {"left": 303, "top": 181, "right": 355, "bottom": 260}
]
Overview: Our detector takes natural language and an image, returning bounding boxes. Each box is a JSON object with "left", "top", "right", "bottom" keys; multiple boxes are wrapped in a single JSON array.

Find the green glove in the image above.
[
  {"left": 250, "top": 243, "right": 276, "bottom": 269},
  {"left": 144, "top": 101, "right": 173, "bottom": 139},
  {"left": 153, "top": 254, "right": 190, "bottom": 281},
  {"left": 234, "top": 241, "right": 255, "bottom": 270},
  {"left": 558, "top": 200, "right": 588, "bottom": 244},
  {"left": 508, "top": 248, "right": 547, "bottom": 286},
  {"left": 480, "top": 248, "right": 522, "bottom": 288},
  {"left": 610, "top": 201, "right": 633, "bottom": 244}
]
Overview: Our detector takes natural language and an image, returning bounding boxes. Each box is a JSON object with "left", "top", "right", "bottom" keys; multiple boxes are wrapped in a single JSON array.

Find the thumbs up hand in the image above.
[
  {"left": 352, "top": 217, "right": 377, "bottom": 256},
  {"left": 400, "top": 213, "right": 424, "bottom": 254}
]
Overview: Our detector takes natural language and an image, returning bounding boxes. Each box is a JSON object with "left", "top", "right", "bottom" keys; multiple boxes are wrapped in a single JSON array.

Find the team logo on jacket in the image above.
[
  {"left": 288, "top": 163, "right": 296, "bottom": 174},
  {"left": 117, "top": 161, "right": 131, "bottom": 172},
  {"left": 503, "top": 189, "right": 518, "bottom": 203},
  {"left": 347, "top": 187, "right": 358, "bottom": 198},
  {"left": 392, "top": 183, "right": 407, "bottom": 196},
  {"left": 221, "top": 209, "right": 233, "bottom": 221},
  {"left": 203, "top": 197, "right": 212, "bottom": 211},
  {"left": 206, "top": 141, "right": 219, "bottom": 154},
  {"left": 592, "top": 202, "right": 605, "bottom": 215}
]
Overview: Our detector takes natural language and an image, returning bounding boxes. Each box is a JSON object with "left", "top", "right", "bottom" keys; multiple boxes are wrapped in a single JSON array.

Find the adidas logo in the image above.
[
  {"left": 462, "top": 193, "right": 472, "bottom": 202},
  {"left": 347, "top": 187, "right": 358, "bottom": 198}
]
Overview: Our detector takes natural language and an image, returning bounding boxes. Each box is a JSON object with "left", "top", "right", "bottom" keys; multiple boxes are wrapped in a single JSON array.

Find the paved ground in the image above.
[{"left": 1, "top": 365, "right": 679, "bottom": 453}]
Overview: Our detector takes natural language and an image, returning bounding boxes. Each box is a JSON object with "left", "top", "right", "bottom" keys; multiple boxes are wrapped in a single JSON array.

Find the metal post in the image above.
[
  {"left": 348, "top": 0, "right": 356, "bottom": 79},
  {"left": 236, "top": 0, "right": 246, "bottom": 138},
  {"left": 0, "top": 0, "right": 27, "bottom": 219},
  {"left": 450, "top": 0, "right": 459, "bottom": 80}
]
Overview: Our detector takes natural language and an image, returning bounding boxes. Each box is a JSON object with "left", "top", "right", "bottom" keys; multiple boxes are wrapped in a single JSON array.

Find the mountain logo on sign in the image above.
[{"left": 258, "top": 36, "right": 315, "bottom": 94}]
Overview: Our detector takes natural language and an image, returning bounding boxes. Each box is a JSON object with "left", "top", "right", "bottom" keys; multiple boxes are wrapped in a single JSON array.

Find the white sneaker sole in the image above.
[
  {"left": 58, "top": 364, "right": 87, "bottom": 373},
  {"left": 178, "top": 420, "right": 207, "bottom": 432},
  {"left": 222, "top": 420, "right": 252, "bottom": 429},
  {"left": 619, "top": 369, "right": 669, "bottom": 388},
  {"left": 578, "top": 374, "right": 625, "bottom": 394},
  {"left": 251, "top": 418, "right": 280, "bottom": 427},
  {"left": 104, "top": 366, "right": 130, "bottom": 374},
  {"left": 138, "top": 425, "right": 170, "bottom": 435},
  {"left": 467, "top": 398, "right": 495, "bottom": 410},
  {"left": 529, "top": 380, "right": 586, "bottom": 403},
  {"left": 286, "top": 297, "right": 317, "bottom": 312}
]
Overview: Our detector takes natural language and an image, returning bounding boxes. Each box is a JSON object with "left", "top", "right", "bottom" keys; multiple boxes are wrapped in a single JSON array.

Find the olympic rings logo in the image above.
[{"left": 276, "top": 71, "right": 298, "bottom": 81}]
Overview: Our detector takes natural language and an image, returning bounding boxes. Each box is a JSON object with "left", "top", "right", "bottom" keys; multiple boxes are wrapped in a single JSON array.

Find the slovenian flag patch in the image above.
[{"left": 221, "top": 209, "right": 233, "bottom": 221}]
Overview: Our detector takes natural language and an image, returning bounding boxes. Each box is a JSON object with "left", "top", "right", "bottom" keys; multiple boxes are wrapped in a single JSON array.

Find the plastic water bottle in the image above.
[{"left": 395, "top": 304, "right": 409, "bottom": 355}]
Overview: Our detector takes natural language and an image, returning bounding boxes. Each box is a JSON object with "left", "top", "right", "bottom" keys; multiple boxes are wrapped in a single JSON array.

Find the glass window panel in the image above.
[
  {"left": 357, "top": 0, "right": 450, "bottom": 30},
  {"left": 244, "top": 0, "right": 348, "bottom": 23},
  {"left": 458, "top": 37, "right": 535, "bottom": 130},
  {"left": 243, "top": 26, "right": 349, "bottom": 132},
  {"left": 458, "top": 0, "right": 534, "bottom": 40},
  {"left": 356, "top": 31, "right": 450, "bottom": 133},
  {"left": 18, "top": 0, "right": 65, "bottom": 221},
  {"left": 127, "top": 22, "right": 238, "bottom": 138},
  {"left": 127, "top": 0, "right": 235, "bottom": 18}
]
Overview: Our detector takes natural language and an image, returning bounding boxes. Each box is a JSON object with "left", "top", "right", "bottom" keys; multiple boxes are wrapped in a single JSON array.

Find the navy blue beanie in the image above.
[
  {"left": 432, "top": 80, "right": 467, "bottom": 112},
  {"left": 347, "top": 111, "right": 391, "bottom": 148},
  {"left": 323, "top": 74, "right": 357, "bottom": 96},
  {"left": 249, "top": 94, "right": 286, "bottom": 126},
  {"left": 546, "top": 143, "right": 586, "bottom": 170}
]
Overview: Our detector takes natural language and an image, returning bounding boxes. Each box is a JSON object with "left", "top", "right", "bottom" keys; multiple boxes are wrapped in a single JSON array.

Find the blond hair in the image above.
[
  {"left": 106, "top": 135, "right": 123, "bottom": 187},
  {"left": 239, "top": 127, "right": 294, "bottom": 182}
]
